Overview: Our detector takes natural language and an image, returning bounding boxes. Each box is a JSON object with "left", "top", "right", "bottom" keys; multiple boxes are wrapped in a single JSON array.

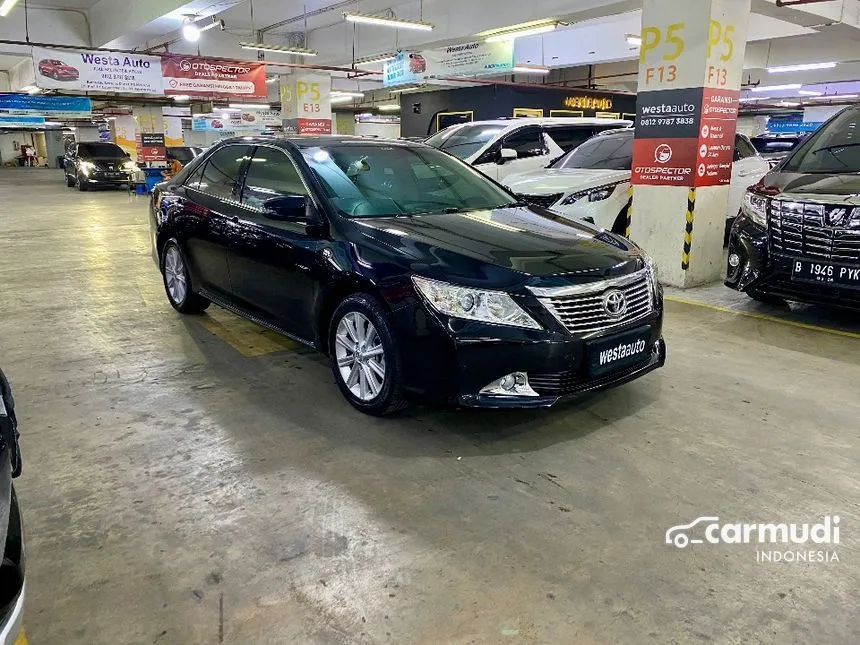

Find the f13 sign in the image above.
[
  {"left": 32, "top": 47, "right": 163, "bottom": 94},
  {"left": 161, "top": 56, "right": 267, "bottom": 98}
]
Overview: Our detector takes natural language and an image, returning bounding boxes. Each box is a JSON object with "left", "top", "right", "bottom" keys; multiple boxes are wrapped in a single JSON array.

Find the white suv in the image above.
[
  {"left": 425, "top": 117, "right": 631, "bottom": 182},
  {"left": 503, "top": 129, "right": 770, "bottom": 234}
]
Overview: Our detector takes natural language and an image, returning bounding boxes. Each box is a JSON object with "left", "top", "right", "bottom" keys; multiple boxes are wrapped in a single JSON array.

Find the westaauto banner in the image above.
[
  {"left": 32, "top": 47, "right": 163, "bottom": 94},
  {"left": 161, "top": 55, "right": 267, "bottom": 98}
]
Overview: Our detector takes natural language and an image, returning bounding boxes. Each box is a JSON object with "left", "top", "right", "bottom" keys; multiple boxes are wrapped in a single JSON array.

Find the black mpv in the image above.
[
  {"left": 727, "top": 106, "right": 860, "bottom": 310},
  {"left": 151, "top": 136, "right": 665, "bottom": 415}
]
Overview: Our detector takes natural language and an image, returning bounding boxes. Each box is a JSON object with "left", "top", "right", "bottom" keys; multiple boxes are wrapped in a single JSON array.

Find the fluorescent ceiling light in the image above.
[
  {"left": 229, "top": 103, "right": 270, "bottom": 109},
  {"left": 172, "top": 94, "right": 190, "bottom": 101},
  {"left": 810, "top": 93, "right": 858, "bottom": 100},
  {"left": 0, "top": 0, "right": 20, "bottom": 17},
  {"left": 485, "top": 23, "right": 557, "bottom": 42},
  {"left": 768, "top": 62, "right": 837, "bottom": 74},
  {"left": 44, "top": 121, "right": 62, "bottom": 126},
  {"left": 20, "top": 85, "right": 40, "bottom": 94},
  {"left": 182, "top": 23, "right": 200, "bottom": 42},
  {"left": 389, "top": 85, "right": 424, "bottom": 94},
  {"left": 778, "top": 101, "right": 801, "bottom": 107},
  {"left": 798, "top": 90, "right": 822, "bottom": 96},
  {"left": 511, "top": 65, "right": 550, "bottom": 74},
  {"left": 377, "top": 104, "right": 400, "bottom": 111},
  {"left": 265, "top": 76, "right": 279, "bottom": 84},
  {"left": 625, "top": 34, "right": 641, "bottom": 47},
  {"left": 343, "top": 12, "right": 434, "bottom": 31},
  {"left": 331, "top": 91, "right": 365, "bottom": 98},
  {"left": 199, "top": 19, "right": 222, "bottom": 32},
  {"left": 751, "top": 83, "right": 801, "bottom": 92},
  {"left": 354, "top": 53, "right": 397, "bottom": 67},
  {"left": 240, "top": 42, "right": 317, "bottom": 56},
  {"left": 739, "top": 97, "right": 767, "bottom": 102}
]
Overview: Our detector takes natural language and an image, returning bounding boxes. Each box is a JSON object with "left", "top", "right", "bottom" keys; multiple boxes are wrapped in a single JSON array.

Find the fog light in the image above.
[
  {"left": 480, "top": 372, "right": 539, "bottom": 397},
  {"left": 728, "top": 253, "right": 740, "bottom": 268}
]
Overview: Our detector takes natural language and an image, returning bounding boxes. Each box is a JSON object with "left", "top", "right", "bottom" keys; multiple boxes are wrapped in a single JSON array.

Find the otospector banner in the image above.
[{"left": 161, "top": 55, "right": 267, "bottom": 98}]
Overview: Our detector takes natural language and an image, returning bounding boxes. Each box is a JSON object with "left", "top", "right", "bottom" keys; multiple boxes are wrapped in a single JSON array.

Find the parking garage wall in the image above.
[{"left": 399, "top": 85, "right": 636, "bottom": 137}]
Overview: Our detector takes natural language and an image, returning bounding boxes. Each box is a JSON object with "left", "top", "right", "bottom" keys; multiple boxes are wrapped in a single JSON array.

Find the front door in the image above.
[
  {"left": 180, "top": 144, "right": 252, "bottom": 297},
  {"left": 497, "top": 125, "right": 552, "bottom": 181},
  {"left": 227, "top": 146, "right": 323, "bottom": 341}
]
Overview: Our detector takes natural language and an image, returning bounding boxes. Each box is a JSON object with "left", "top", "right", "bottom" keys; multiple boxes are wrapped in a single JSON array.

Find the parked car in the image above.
[
  {"left": 726, "top": 106, "right": 860, "bottom": 309},
  {"left": 503, "top": 129, "right": 770, "bottom": 236},
  {"left": 0, "top": 368, "right": 24, "bottom": 645},
  {"left": 151, "top": 137, "right": 665, "bottom": 415},
  {"left": 64, "top": 142, "right": 139, "bottom": 191},
  {"left": 166, "top": 146, "right": 203, "bottom": 167},
  {"left": 750, "top": 133, "right": 808, "bottom": 169},
  {"left": 425, "top": 117, "right": 631, "bottom": 182},
  {"left": 37, "top": 58, "right": 79, "bottom": 81}
]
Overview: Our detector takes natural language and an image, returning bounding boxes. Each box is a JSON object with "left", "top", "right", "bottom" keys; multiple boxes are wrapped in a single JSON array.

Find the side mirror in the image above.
[
  {"left": 498, "top": 148, "right": 517, "bottom": 164},
  {"left": 263, "top": 195, "right": 308, "bottom": 221}
]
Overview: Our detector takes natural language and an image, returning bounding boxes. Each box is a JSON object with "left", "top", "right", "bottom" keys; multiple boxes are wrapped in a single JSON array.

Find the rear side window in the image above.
[
  {"left": 544, "top": 126, "right": 595, "bottom": 152},
  {"left": 192, "top": 145, "right": 252, "bottom": 199},
  {"left": 240, "top": 147, "right": 308, "bottom": 210},
  {"left": 502, "top": 126, "right": 546, "bottom": 158}
]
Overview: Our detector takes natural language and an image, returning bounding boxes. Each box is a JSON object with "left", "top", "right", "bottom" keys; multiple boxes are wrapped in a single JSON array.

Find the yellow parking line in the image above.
[
  {"left": 14, "top": 629, "right": 28, "bottom": 645},
  {"left": 196, "top": 308, "right": 300, "bottom": 357},
  {"left": 665, "top": 295, "right": 860, "bottom": 341}
]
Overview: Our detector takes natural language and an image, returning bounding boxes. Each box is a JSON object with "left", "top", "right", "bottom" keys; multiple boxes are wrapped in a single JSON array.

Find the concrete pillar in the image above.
[
  {"left": 630, "top": 0, "right": 751, "bottom": 287},
  {"left": 44, "top": 128, "right": 65, "bottom": 168}
]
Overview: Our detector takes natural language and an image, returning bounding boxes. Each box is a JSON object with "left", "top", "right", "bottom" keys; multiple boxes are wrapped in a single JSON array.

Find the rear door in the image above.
[
  {"left": 227, "top": 145, "right": 322, "bottom": 340},
  {"left": 178, "top": 144, "right": 252, "bottom": 297}
]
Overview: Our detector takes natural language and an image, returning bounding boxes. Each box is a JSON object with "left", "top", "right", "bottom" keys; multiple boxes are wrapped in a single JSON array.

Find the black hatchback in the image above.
[{"left": 151, "top": 136, "right": 665, "bottom": 415}]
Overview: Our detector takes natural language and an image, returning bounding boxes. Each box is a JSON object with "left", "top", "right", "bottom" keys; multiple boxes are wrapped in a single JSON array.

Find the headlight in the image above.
[
  {"left": 79, "top": 160, "right": 95, "bottom": 175},
  {"left": 123, "top": 160, "right": 140, "bottom": 172},
  {"left": 742, "top": 191, "right": 769, "bottom": 227},
  {"left": 412, "top": 276, "right": 541, "bottom": 330},
  {"left": 560, "top": 182, "right": 622, "bottom": 206}
]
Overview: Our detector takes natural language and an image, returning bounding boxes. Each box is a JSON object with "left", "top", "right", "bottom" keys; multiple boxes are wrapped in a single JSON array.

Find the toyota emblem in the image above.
[{"left": 602, "top": 289, "right": 628, "bottom": 318}]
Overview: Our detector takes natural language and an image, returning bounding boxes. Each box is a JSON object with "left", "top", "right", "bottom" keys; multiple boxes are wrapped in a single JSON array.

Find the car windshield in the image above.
[
  {"left": 425, "top": 124, "right": 506, "bottom": 160},
  {"left": 300, "top": 143, "right": 517, "bottom": 218},
  {"left": 751, "top": 137, "right": 802, "bottom": 154},
  {"left": 77, "top": 143, "right": 127, "bottom": 159},
  {"left": 782, "top": 108, "right": 860, "bottom": 173},
  {"left": 168, "top": 147, "right": 198, "bottom": 163},
  {"left": 551, "top": 134, "right": 633, "bottom": 170}
]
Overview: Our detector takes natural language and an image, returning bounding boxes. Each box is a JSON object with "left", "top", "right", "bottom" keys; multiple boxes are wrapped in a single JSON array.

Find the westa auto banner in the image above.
[
  {"left": 32, "top": 47, "right": 163, "bottom": 94},
  {"left": 161, "top": 55, "right": 267, "bottom": 99}
]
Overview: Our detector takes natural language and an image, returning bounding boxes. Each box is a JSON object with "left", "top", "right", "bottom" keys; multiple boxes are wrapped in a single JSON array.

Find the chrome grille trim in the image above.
[
  {"left": 530, "top": 269, "right": 654, "bottom": 336},
  {"left": 768, "top": 199, "right": 860, "bottom": 263}
]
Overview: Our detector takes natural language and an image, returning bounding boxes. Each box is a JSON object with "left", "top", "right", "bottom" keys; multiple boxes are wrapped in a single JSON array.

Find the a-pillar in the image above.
[{"left": 629, "top": 0, "right": 751, "bottom": 287}]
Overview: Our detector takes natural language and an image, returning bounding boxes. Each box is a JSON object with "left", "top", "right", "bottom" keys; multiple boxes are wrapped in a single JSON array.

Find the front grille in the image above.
[
  {"left": 516, "top": 193, "right": 563, "bottom": 209},
  {"left": 769, "top": 200, "right": 860, "bottom": 264},
  {"left": 529, "top": 270, "right": 654, "bottom": 336},
  {"left": 529, "top": 354, "right": 655, "bottom": 397}
]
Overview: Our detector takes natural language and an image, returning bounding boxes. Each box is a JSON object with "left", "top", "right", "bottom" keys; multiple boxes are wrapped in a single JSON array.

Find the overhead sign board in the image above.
[
  {"left": 161, "top": 55, "right": 267, "bottom": 98},
  {"left": 384, "top": 42, "right": 514, "bottom": 87},
  {"left": 281, "top": 73, "right": 332, "bottom": 134},
  {"left": 32, "top": 47, "right": 163, "bottom": 94},
  {"left": 191, "top": 115, "right": 266, "bottom": 132},
  {"left": 0, "top": 115, "right": 45, "bottom": 128},
  {"left": 0, "top": 94, "right": 92, "bottom": 118}
]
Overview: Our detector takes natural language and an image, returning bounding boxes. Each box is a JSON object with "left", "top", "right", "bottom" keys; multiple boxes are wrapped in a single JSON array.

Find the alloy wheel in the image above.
[
  {"left": 164, "top": 246, "right": 188, "bottom": 305},
  {"left": 335, "top": 311, "right": 386, "bottom": 402}
]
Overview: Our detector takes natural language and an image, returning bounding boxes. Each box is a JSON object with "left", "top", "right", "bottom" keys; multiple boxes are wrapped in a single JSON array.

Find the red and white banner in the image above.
[{"left": 161, "top": 55, "right": 267, "bottom": 98}]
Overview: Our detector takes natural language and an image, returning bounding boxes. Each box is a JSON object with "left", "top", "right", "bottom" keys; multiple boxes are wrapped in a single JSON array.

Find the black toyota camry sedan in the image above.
[
  {"left": 150, "top": 136, "right": 665, "bottom": 415},
  {"left": 726, "top": 106, "right": 860, "bottom": 310}
]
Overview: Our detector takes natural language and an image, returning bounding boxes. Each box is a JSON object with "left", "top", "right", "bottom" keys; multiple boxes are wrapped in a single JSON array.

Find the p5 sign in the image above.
[{"left": 281, "top": 73, "right": 331, "bottom": 120}]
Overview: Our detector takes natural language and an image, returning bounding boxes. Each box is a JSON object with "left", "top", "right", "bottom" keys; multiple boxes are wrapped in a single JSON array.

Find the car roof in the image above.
[
  {"left": 450, "top": 117, "right": 632, "bottom": 128},
  {"left": 217, "top": 135, "right": 426, "bottom": 149}
]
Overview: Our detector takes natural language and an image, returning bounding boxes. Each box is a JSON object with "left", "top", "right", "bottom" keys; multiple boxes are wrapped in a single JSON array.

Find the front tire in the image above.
[
  {"left": 328, "top": 294, "right": 408, "bottom": 416},
  {"left": 161, "top": 242, "right": 210, "bottom": 314},
  {"left": 76, "top": 173, "right": 88, "bottom": 191},
  {"left": 65, "top": 172, "right": 75, "bottom": 187}
]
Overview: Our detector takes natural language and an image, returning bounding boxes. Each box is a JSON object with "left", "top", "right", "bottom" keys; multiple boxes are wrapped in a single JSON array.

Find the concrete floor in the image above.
[{"left": 1, "top": 169, "right": 859, "bottom": 644}]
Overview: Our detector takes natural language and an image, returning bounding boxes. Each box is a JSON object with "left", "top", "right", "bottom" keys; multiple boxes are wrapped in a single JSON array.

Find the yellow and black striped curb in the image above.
[
  {"left": 681, "top": 187, "right": 696, "bottom": 270},
  {"left": 625, "top": 184, "right": 633, "bottom": 238}
]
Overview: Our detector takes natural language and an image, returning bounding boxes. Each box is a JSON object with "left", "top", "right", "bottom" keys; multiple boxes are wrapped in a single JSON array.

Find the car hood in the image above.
[
  {"left": 503, "top": 168, "right": 631, "bottom": 195},
  {"left": 344, "top": 205, "right": 643, "bottom": 291},
  {"left": 762, "top": 172, "right": 860, "bottom": 201}
]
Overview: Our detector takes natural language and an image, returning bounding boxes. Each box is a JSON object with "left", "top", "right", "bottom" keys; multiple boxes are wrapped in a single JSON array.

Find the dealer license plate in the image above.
[
  {"left": 587, "top": 326, "right": 652, "bottom": 377},
  {"left": 791, "top": 260, "right": 860, "bottom": 290}
]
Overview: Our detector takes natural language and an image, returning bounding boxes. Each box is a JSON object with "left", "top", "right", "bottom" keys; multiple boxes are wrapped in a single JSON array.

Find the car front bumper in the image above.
[
  {"left": 725, "top": 214, "right": 860, "bottom": 310},
  {"left": 82, "top": 170, "right": 134, "bottom": 187},
  {"left": 390, "top": 296, "right": 665, "bottom": 409}
]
